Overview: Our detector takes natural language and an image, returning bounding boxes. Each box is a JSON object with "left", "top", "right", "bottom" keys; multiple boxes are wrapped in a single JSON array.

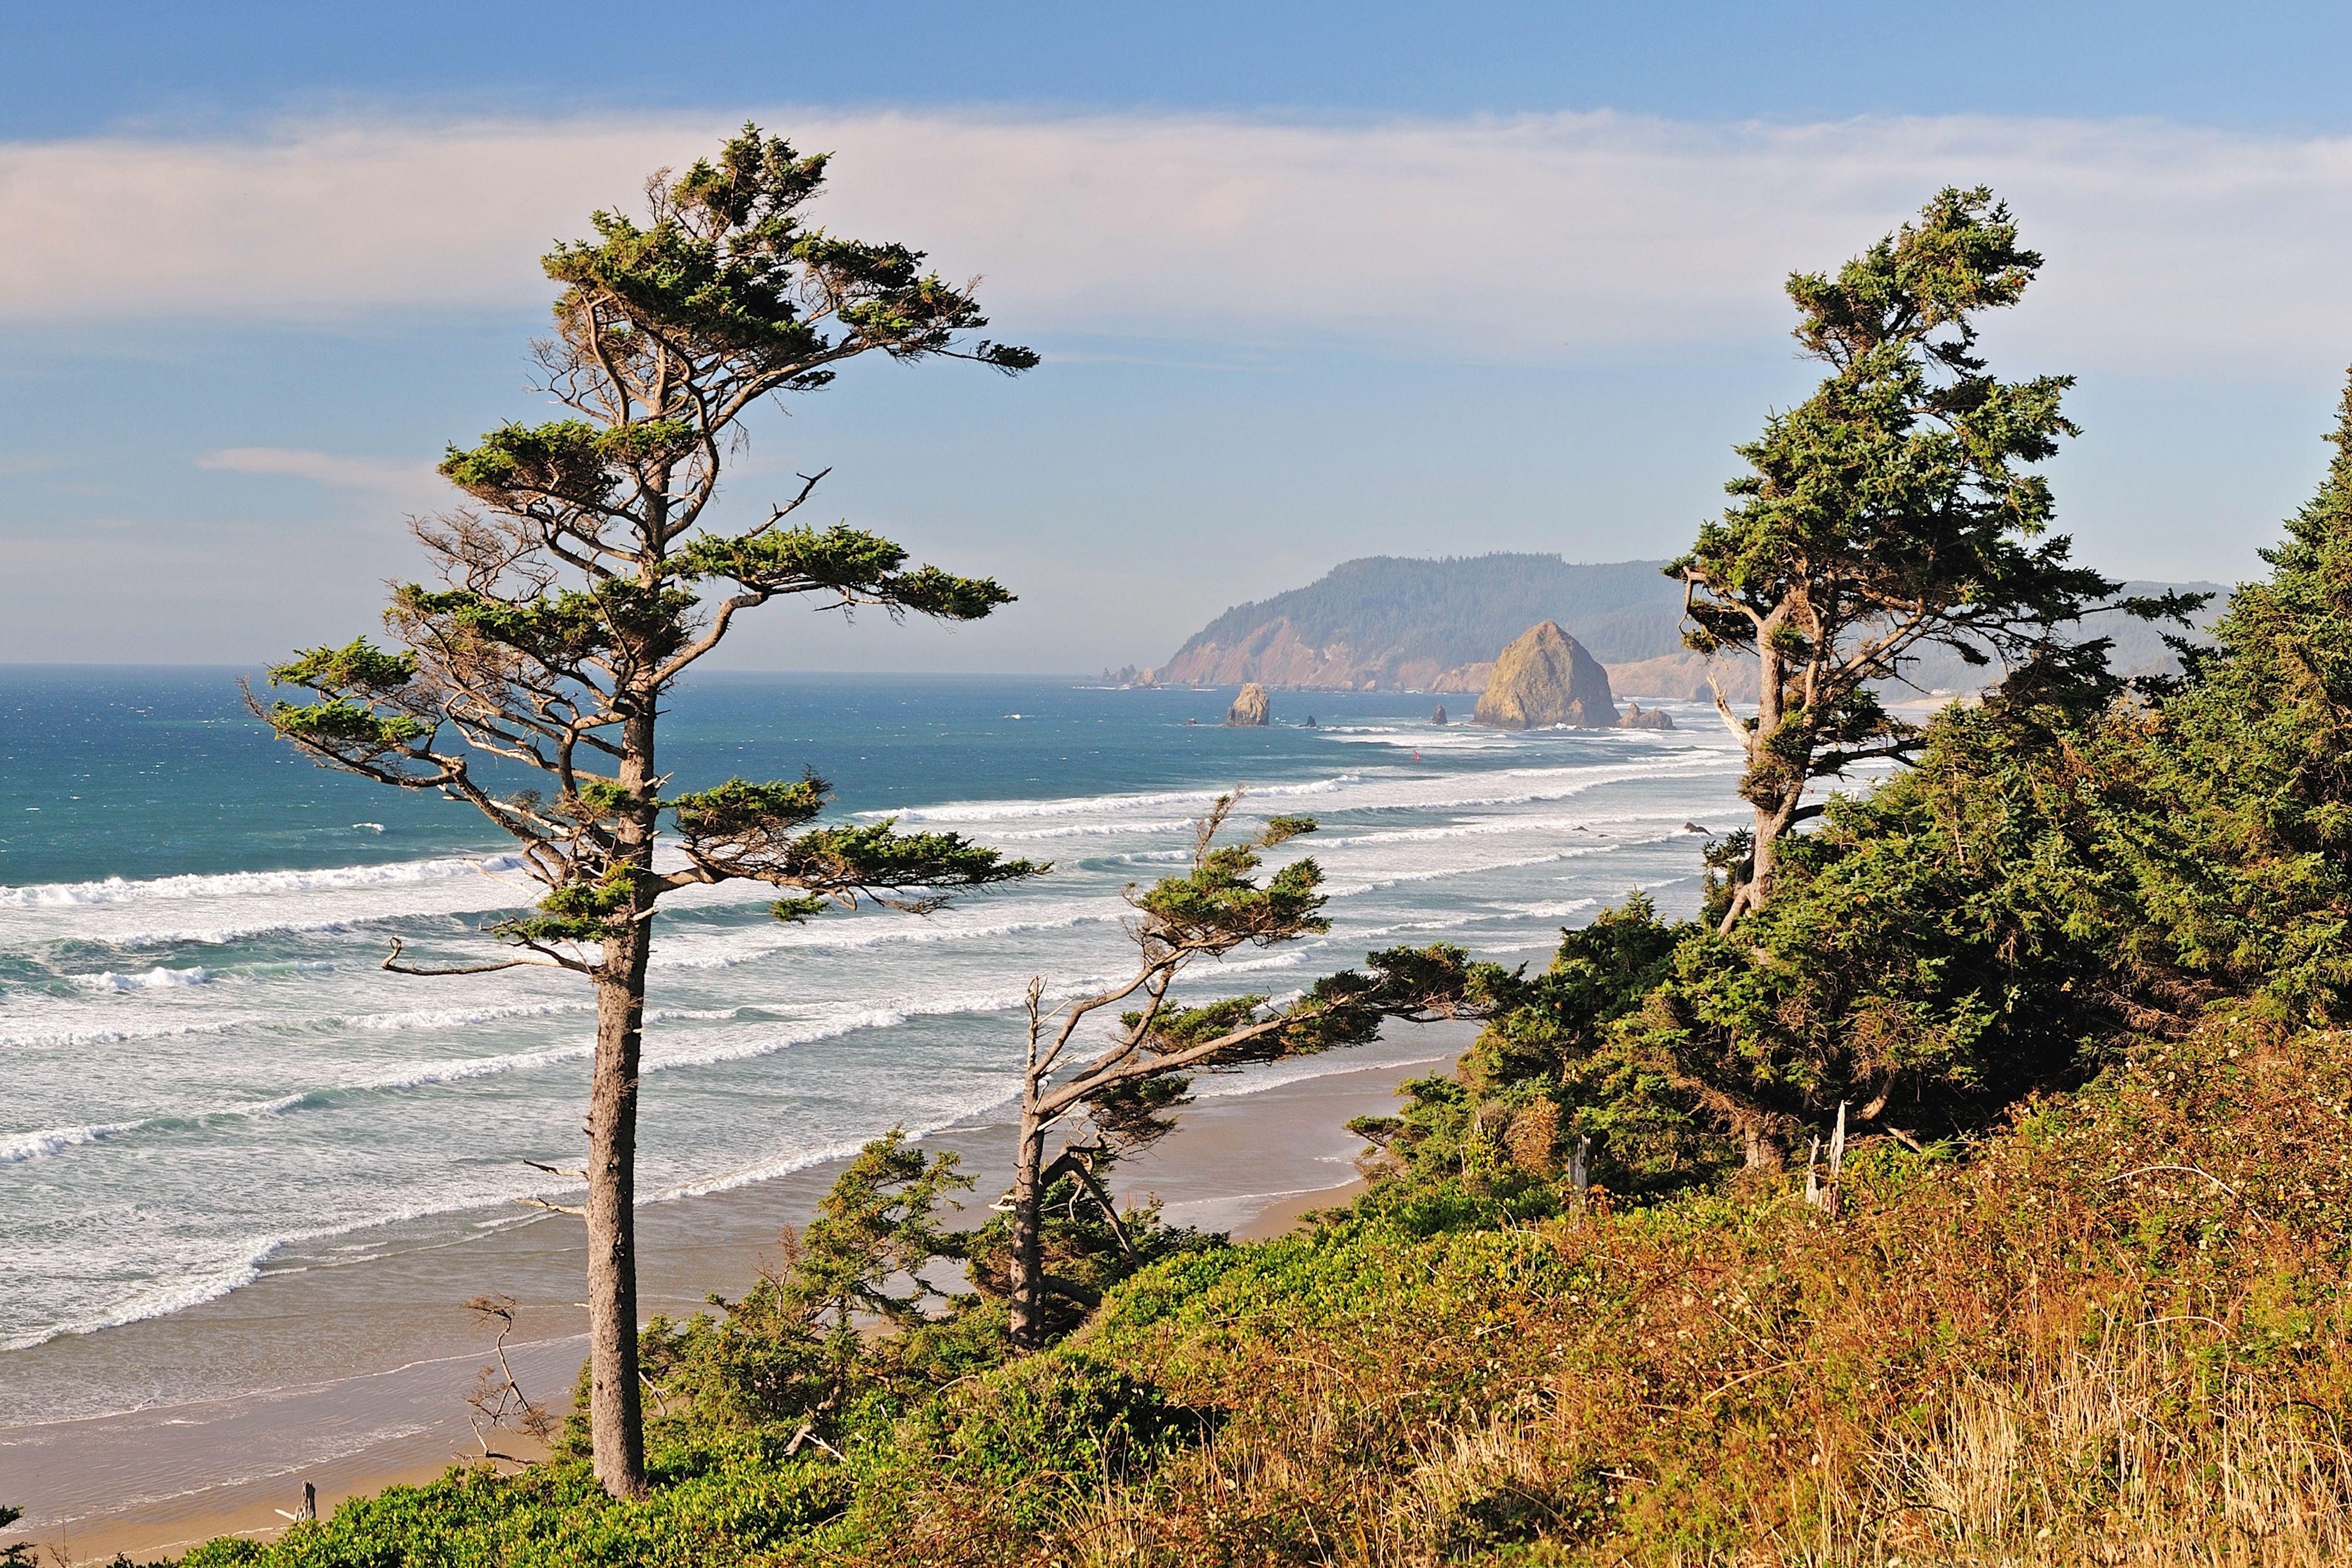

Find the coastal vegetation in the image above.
[
  {"left": 991, "top": 794, "right": 1504, "bottom": 1349},
  {"left": 251, "top": 126, "right": 1041, "bottom": 1498},
  {"left": 1671, "top": 186, "right": 2200, "bottom": 932},
  {"left": 70, "top": 185, "right": 2352, "bottom": 1564}
]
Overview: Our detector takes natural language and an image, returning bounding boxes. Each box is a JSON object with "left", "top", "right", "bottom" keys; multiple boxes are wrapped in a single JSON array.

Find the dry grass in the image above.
[
  {"left": 1833, "top": 1329, "right": 2352, "bottom": 1566},
  {"left": 1018, "top": 1024, "right": 2352, "bottom": 1567}
]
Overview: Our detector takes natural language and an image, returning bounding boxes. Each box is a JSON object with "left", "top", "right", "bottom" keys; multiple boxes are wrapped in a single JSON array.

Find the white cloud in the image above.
[
  {"left": 197, "top": 446, "right": 434, "bottom": 492},
  {"left": 4, "top": 108, "right": 2350, "bottom": 377}
]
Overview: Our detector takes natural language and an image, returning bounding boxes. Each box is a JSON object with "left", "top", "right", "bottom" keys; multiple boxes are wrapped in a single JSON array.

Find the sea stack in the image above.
[
  {"left": 1472, "top": 622, "right": 1618, "bottom": 729},
  {"left": 1225, "top": 682, "right": 1271, "bottom": 727},
  {"left": 1618, "top": 701, "right": 1674, "bottom": 731},
  {"left": 1431, "top": 704, "right": 1448, "bottom": 725}
]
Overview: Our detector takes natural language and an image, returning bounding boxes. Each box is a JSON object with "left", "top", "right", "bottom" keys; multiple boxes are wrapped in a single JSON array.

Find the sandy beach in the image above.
[{"left": 0, "top": 1031, "right": 1467, "bottom": 1565}]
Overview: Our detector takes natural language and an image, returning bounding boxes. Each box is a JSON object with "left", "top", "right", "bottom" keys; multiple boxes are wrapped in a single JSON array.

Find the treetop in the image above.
[
  {"left": 542, "top": 123, "right": 1037, "bottom": 383},
  {"left": 1786, "top": 186, "right": 2041, "bottom": 368}
]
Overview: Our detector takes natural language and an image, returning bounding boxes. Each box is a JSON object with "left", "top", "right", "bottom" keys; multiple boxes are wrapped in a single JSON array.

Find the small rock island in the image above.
[
  {"left": 1225, "top": 682, "right": 1271, "bottom": 727},
  {"left": 1619, "top": 701, "right": 1675, "bottom": 731}
]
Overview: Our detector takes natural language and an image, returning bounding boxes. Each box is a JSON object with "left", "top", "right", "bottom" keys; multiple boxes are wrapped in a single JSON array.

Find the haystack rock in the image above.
[
  {"left": 1617, "top": 701, "right": 1674, "bottom": 731},
  {"left": 1472, "top": 622, "right": 1618, "bottom": 730},
  {"left": 1431, "top": 704, "right": 1448, "bottom": 725},
  {"left": 1225, "top": 683, "right": 1271, "bottom": 727}
]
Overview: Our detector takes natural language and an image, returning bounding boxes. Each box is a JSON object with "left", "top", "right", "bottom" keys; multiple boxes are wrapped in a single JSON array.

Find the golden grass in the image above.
[{"left": 1018, "top": 1025, "right": 2352, "bottom": 1567}]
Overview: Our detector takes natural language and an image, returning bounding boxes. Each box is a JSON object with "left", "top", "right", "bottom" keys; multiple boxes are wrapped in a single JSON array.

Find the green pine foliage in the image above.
[{"left": 2126, "top": 379, "right": 2352, "bottom": 1018}]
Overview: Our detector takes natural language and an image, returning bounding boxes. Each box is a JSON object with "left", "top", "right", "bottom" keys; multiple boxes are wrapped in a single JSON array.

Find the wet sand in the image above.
[{"left": 0, "top": 1032, "right": 1467, "bottom": 1564}]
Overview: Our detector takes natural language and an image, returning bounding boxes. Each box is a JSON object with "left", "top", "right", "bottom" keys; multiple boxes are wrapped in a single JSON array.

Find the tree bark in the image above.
[
  {"left": 586, "top": 918, "right": 649, "bottom": 1499},
  {"left": 1006, "top": 1111, "right": 1048, "bottom": 1352},
  {"left": 1722, "top": 626, "right": 1798, "bottom": 932},
  {"left": 586, "top": 697, "right": 657, "bottom": 1501}
]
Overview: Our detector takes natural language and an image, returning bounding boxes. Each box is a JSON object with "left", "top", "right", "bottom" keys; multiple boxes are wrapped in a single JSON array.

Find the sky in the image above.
[{"left": 4, "top": 1, "right": 2350, "bottom": 673}]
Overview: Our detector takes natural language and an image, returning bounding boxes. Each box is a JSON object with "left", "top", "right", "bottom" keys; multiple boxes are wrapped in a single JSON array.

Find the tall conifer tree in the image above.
[
  {"left": 1674, "top": 187, "right": 2182, "bottom": 929},
  {"left": 259, "top": 127, "right": 1040, "bottom": 1497},
  {"left": 2143, "top": 370, "right": 2352, "bottom": 1014}
]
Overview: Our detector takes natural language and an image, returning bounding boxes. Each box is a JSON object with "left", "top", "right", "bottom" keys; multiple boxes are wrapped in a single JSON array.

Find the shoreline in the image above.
[{"left": 0, "top": 1033, "right": 1466, "bottom": 1565}]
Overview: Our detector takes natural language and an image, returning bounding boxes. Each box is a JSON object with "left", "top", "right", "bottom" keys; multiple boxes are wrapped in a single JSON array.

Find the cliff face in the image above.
[
  {"left": 1473, "top": 622, "right": 1618, "bottom": 730},
  {"left": 1156, "top": 618, "right": 1494, "bottom": 691},
  {"left": 1225, "top": 682, "right": 1271, "bottom": 727}
]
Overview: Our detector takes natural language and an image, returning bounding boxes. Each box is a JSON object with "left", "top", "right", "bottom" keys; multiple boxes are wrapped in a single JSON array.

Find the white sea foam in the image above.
[
  {"left": 0, "top": 852, "right": 528, "bottom": 909},
  {"left": 339, "top": 999, "right": 595, "bottom": 1033},
  {"left": 871, "top": 774, "right": 1362, "bottom": 826},
  {"left": 115, "top": 916, "right": 369, "bottom": 949},
  {"left": 1187, "top": 1051, "right": 1453, "bottom": 1100},
  {"left": 992, "top": 817, "right": 1197, "bottom": 841},
  {"left": 0, "top": 1120, "right": 142, "bottom": 1164},
  {"left": 73, "top": 965, "right": 213, "bottom": 990},
  {"left": 0, "top": 1017, "right": 257, "bottom": 1051},
  {"left": 651, "top": 905, "right": 1125, "bottom": 971},
  {"left": 5, "top": 1255, "right": 272, "bottom": 1352},
  {"left": 0, "top": 990, "right": 1063, "bottom": 1177}
]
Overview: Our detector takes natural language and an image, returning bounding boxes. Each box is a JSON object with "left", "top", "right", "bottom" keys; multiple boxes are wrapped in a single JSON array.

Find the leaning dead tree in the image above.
[
  {"left": 257, "top": 126, "right": 1041, "bottom": 1498},
  {"left": 1001, "top": 792, "right": 1508, "bottom": 1350}
]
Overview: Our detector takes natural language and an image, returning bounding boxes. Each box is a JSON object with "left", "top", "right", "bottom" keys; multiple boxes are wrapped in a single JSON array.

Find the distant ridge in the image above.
[
  {"left": 1145, "top": 554, "right": 2224, "bottom": 697},
  {"left": 1150, "top": 554, "right": 1683, "bottom": 692}
]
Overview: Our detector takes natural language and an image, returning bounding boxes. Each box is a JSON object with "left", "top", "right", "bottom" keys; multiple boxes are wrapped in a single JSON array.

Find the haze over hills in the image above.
[
  {"left": 1145, "top": 555, "right": 1686, "bottom": 692},
  {"left": 1142, "top": 554, "right": 2223, "bottom": 697}
]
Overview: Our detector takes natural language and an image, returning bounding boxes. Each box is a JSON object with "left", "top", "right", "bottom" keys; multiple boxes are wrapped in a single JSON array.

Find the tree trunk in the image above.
[
  {"left": 585, "top": 919, "right": 649, "bottom": 1500},
  {"left": 1741, "top": 792, "right": 1793, "bottom": 912},
  {"left": 586, "top": 694, "right": 658, "bottom": 1501},
  {"left": 1721, "top": 629, "right": 1798, "bottom": 933},
  {"left": 1006, "top": 1113, "right": 1048, "bottom": 1352}
]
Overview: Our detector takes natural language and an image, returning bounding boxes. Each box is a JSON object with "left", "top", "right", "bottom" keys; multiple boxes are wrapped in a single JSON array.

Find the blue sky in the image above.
[{"left": 5, "top": 3, "right": 2349, "bottom": 671}]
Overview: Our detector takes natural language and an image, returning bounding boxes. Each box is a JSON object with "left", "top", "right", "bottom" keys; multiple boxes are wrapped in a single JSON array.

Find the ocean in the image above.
[{"left": 0, "top": 667, "right": 1746, "bottom": 1422}]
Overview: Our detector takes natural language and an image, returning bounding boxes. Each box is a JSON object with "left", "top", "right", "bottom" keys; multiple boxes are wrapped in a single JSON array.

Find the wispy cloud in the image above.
[
  {"left": 4, "top": 109, "right": 2350, "bottom": 377},
  {"left": 197, "top": 446, "right": 437, "bottom": 494}
]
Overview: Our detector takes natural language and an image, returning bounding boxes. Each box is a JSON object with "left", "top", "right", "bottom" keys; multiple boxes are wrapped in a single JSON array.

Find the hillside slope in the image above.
[{"left": 1150, "top": 555, "right": 1683, "bottom": 691}]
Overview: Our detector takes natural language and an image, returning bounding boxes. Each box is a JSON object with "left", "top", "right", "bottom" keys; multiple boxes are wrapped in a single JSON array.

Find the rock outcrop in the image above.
[
  {"left": 1431, "top": 704, "right": 1447, "bottom": 726},
  {"left": 1225, "top": 683, "right": 1271, "bottom": 727},
  {"left": 1617, "top": 702, "right": 1674, "bottom": 731},
  {"left": 1472, "top": 622, "right": 1618, "bottom": 730}
]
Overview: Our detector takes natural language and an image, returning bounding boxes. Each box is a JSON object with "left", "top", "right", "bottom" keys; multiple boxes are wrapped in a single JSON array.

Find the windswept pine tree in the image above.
[
  {"left": 256, "top": 126, "right": 1042, "bottom": 1498},
  {"left": 1674, "top": 186, "right": 2194, "bottom": 929},
  {"left": 993, "top": 794, "right": 1507, "bottom": 1348}
]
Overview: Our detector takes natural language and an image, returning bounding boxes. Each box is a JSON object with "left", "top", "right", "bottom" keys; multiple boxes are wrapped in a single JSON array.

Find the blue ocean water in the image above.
[{"left": 0, "top": 667, "right": 1746, "bottom": 1387}]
